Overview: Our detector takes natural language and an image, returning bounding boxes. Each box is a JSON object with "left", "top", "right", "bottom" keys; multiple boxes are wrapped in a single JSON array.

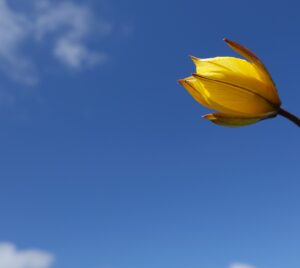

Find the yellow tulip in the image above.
[{"left": 179, "top": 39, "right": 300, "bottom": 127}]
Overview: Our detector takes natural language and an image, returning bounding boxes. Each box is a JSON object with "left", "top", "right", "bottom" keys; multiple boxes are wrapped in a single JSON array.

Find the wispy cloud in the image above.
[
  {"left": 0, "top": 0, "right": 112, "bottom": 84},
  {"left": 230, "top": 262, "right": 256, "bottom": 268},
  {"left": 0, "top": 242, "right": 54, "bottom": 268},
  {"left": 34, "top": 1, "right": 111, "bottom": 69},
  {"left": 0, "top": 0, "right": 37, "bottom": 84}
]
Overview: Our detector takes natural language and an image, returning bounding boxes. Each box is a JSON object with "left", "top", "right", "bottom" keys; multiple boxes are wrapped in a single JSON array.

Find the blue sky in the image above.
[{"left": 0, "top": 0, "right": 299, "bottom": 268}]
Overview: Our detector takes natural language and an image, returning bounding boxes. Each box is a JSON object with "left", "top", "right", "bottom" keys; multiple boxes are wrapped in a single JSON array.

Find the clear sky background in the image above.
[{"left": 0, "top": 0, "right": 299, "bottom": 268}]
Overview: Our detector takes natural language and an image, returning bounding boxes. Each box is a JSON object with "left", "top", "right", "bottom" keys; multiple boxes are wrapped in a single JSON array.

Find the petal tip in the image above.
[
  {"left": 223, "top": 38, "right": 241, "bottom": 50},
  {"left": 178, "top": 79, "right": 185, "bottom": 85},
  {"left": 223, "top": 38, "right": 232, "bottom": 43},
  {"left": 202, "top": 114, "right": 215, "bottom": 120},
  {"left": 189, "top": 55, "right": 199, "bottom": 60},
  {"left": 190, "top": 55, "right": 200, "bottom": 64}
]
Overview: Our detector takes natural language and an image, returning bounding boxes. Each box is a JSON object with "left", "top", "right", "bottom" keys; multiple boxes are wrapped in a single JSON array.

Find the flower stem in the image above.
[{"left": 278, "top": 108, "right": 300, "bottom": 127}]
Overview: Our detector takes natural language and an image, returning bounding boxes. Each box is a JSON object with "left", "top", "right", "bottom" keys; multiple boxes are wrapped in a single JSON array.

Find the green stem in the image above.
[{"left": 278, "top": 108, "right": 300, "bottom": 127}]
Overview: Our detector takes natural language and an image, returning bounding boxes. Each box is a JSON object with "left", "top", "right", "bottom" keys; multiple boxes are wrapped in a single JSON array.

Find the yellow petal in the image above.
[
  {"left": 224, "top": 38, "right": 281, "bottom": 106},
  {"left": 190, "top": 56, "right": 277, "bottom": 104},
  {"left": 180, "top": 76, "right": 243, "bottom": 114},
  {"left": 192, "top": 74, "right": 277, "bottom": 116},
  {"left": 191, "top": 56, "right": 261, "bottom": 81},
  {"left": 202, "top": 113, "right": 274, "bottom": 127},
  {"left": 178, "top": 76, "right": 209, "bottom": 108}
]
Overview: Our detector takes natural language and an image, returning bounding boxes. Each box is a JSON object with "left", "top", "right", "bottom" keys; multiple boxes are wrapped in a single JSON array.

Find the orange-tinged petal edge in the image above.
[
  {"left": 202, "top": 112, "right": 276, "bottom": 127},
  {"left": 223, "top": 38, "right": 281, "bottom": 106}
]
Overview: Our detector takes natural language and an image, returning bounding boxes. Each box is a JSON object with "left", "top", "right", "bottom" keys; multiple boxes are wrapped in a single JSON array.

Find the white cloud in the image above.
[
  {"left": 34, "top": 1, "right": 110, "bottom": 69},
  {"left": 54, "top": 38, "right": 108, "bottom": 68},
  {"left": 0, "top": 242, "right": 54, "bottom": 268},
  {"left": 0, "top": 0, "right": 37, "bottom": 84},
  {"left": 0, "top": 0, "right": 112, "bottom": 84},
  {"left": 230, "top": 262, "right": 256, "bottom": 268}
]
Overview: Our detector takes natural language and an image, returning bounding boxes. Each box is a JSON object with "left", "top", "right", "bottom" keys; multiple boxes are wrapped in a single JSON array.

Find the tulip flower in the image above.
[{"left": 179, "top": 39, "right": 300, "bottom": 127}]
